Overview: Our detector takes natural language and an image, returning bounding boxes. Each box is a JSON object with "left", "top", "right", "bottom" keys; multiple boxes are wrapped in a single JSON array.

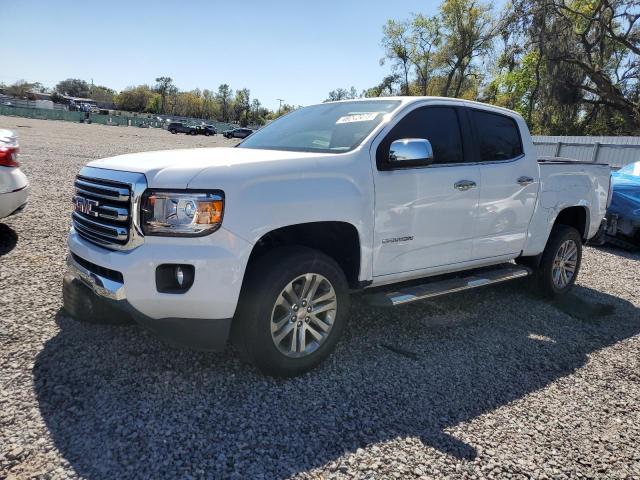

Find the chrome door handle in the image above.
[
  {"left": 517, "top": 176, "right": 535, "bottom": 186},
  {"left": 454, "top": 180, "right": 476, "bottom": 191}
]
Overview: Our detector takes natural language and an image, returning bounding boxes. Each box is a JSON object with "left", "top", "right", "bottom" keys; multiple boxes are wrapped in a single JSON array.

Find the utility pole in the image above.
[{"left": 276, "top": 98, "right": 284, "bottom": 115}]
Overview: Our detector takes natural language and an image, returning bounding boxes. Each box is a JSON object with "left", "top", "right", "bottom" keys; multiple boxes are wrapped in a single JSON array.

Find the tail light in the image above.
[{"left": 0, "top": 131, "right": 19, "bottom": 167}]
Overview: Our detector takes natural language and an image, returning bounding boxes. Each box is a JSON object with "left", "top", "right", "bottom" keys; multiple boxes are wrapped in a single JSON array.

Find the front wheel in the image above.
[
  {"left": 536, "top": 224, "right": 583, "bottom": 298},
  {"left": 232, "top": 247, "right": 350, "bottom": 377}
]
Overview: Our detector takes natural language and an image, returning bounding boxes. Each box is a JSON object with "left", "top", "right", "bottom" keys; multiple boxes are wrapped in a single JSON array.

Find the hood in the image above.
[{"left": 87, "top": 147, "right": 327, "bottom": 188}]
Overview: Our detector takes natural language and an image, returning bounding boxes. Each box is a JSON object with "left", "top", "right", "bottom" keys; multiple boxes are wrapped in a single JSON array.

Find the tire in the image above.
[
  {"left": 204, "top": 131, "right": 210, "bottom": 136},
  {"left": 232, "top": 246, "right": 350, "bottom": 377},
  {"left": 63, "top": 277, "right": 132, "bottom": 325},
  {"left": 170, "top": 129, "right": 177, "bottom": 134},
  {"left": 535, "top": 224, "right": 583, "bottom": 298}
]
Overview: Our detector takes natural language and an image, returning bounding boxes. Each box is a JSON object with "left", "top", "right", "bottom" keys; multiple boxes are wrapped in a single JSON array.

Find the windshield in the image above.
[{"left": 238, "top": 100, "right": 401, "bottom": 153}]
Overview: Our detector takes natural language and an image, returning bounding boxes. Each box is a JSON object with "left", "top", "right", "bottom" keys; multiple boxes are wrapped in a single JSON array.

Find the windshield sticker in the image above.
[{"left": 336, "top": 112, "right": 380, "bottom": 124}]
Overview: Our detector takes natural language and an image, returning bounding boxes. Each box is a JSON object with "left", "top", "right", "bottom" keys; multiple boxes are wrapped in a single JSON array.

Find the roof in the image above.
[{"left": 320, "top": 96, "right": 522, "bottom": 117}]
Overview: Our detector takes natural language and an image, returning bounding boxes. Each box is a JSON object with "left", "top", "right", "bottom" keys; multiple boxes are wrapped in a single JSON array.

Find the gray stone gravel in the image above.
[{"left": 1, "top": 116, "right": 639, "bottom": 480}]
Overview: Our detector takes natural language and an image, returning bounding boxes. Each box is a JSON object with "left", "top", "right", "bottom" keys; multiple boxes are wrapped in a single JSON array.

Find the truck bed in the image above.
[{"left": 538, "top": 155, "right": 609, "bottom": 167}]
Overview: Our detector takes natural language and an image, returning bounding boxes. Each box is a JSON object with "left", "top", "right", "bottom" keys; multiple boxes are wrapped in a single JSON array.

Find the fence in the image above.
[
  {"left": 532, "top": 136, "right": 640, "bottom": 169},
  {"left": 0, "top": 104, "right": 237, "bottom": 132}
]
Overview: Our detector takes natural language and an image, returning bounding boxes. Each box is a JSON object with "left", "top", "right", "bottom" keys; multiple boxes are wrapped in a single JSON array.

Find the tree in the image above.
[
  {"left": 201, "top": 89, "right": 220, "bottom": 120},
  {"left": 491, "top": 0, "right": 639, "bottom": 134},
  {"left": 216, "top": 84, "right": 233, "bottom": 122},
  {"left": 89, "top": 85, "right": 116, "bottom": 104},
  {"left": 249, "top": 98, "right": 267, "bottom": 125},
  {"left": 154, "top": 77, "right": 176, "bottom": 114},
  {"left": 233, "top": 88, "right": 251, "bottom": 125},
  {"left": 381, "top": 19, "right": 412, "bottom": 95},
  {"left": 363, "top": 74, "right": 402, "bottom": 97},
  {"left": 266, "top": 103, "right": 297, "bottom": 120},
  {"left": 438, "top": 0, "right": 496, "bottom": 97},
  {"left": 115, "top": 85, "right": 155, "bottom": 112},
  {"left": 6, "top": 80, "right": 36, "bottom": 98},
  {"left": 55, "top": 78, "right": 91, "bottom": 97},
  {"left": 325, "top": 86, "right": 358, "bottom": 101},
  {"left": 409, "top": 14, "right": 442, "bottom": 95},
  {"left": 547, "top": 0, "right": 640, "bottom": 130}
]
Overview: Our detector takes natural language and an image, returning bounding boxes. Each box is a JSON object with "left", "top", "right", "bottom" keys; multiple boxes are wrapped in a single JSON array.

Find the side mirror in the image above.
[{"left": 389, "top": 138, "right": 434, "bottom": 165}]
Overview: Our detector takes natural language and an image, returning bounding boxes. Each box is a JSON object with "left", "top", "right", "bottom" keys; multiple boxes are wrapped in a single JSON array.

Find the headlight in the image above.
[{"left": 140, "top": 190, "right": 224, "bottom": 237}]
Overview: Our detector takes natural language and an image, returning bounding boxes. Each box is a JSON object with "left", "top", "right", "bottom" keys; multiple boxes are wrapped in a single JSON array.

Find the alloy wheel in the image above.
[
  {"left": 270, "top": 273, "right": 337, "bottom": 358},
  {"left": 552, "top": 239, "right": 578, "bottom": 288}
]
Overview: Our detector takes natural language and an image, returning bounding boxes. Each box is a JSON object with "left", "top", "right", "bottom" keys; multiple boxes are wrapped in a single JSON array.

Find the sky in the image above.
[{"left": 1, "top": 0, "right": 506, "bottom": 110}]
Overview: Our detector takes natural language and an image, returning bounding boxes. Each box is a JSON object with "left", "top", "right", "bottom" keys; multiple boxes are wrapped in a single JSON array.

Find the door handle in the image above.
[
  {"left": 517, "top": 176, "right": 535, "bottom": 186},
  {"left": 454, "top": 180, "right": 476, "bottom": 191}
]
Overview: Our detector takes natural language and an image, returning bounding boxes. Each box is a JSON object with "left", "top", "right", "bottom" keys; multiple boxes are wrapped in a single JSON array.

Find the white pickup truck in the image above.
[{"left": 64, "top": 97, "right": 611, "bottom": 376}]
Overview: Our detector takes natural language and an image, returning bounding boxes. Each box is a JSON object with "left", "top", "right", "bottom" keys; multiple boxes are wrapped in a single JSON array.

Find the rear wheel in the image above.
[
  {"left": 232, "top": 247, "right": 350, "bottom": 377},
  {"left": 170, "top": 129, "right": 177, "bottom": 134},
  {"left": 536, "top": 224, "right": 582, "bottom": 298}
]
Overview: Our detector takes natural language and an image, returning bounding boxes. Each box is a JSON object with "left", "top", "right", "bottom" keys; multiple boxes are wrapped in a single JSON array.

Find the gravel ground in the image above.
[{"left": 1, "top": 116, "right": 639, "bottom": 480}]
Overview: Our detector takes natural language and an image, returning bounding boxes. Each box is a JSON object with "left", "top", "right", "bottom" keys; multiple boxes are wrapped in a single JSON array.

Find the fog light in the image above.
[
  {"left": 175, "top": 266, "right": 184, "bottom": 287},
  {"left": 156, "top": 264, "right": 194, "bottom": 293}
]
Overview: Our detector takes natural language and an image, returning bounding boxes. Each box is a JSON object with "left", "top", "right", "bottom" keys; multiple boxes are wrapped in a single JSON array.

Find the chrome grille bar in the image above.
[
  {"left": 71, "top": 168, "right": 147, "bottom": 250},
  {"left": 74, "top": 177, "right": 130, "bottom": 202},
  {"left": 72, "top": 212, "right": 128, "bottom": 242}
]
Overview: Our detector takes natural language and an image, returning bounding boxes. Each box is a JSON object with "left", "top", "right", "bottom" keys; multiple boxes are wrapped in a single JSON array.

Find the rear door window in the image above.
[{"left": 471, "top": 110, "right": 523, "bottom": 161}]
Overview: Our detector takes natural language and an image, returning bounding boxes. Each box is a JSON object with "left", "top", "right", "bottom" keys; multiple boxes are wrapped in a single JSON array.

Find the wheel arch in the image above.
[
  {"left": 245, "top": 221, "right": 363, "bottom": 289},
  {"left": 553, "top": 205, "right": 590, "bottom": 240}
]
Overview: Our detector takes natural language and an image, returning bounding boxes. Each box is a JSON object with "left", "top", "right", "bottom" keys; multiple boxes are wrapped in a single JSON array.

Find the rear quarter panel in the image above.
[{"left": 522, "top": 160, "right": 610, "bottom": 256}]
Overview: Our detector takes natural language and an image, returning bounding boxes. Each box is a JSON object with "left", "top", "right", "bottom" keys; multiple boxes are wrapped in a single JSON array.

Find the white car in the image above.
[
  {"left": 0, "top": 129, "right": 28, "bottom": 219},
  {"left": 63, "top": 97, "right": 611, "bottom": 376}
]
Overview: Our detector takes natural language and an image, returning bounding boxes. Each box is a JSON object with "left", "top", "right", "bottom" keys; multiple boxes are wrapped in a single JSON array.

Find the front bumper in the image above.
[
  {"left": 0, "top": 185, "right": 28, "bottom": 219},
  {"left": 65, "top": 227, "right": 254, "bottom": 351},
  {"left": 63, "top": 254, "right": 233, "bottom": 351}
]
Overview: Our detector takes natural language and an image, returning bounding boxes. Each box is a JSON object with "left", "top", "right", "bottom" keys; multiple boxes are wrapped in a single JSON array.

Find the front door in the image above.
[{"left": 372, "top": 104, "right": 481, "bottom": 277}]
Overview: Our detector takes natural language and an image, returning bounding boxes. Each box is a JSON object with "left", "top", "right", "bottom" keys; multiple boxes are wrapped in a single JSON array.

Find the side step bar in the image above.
[{"left": 362, "top": 264, "right": 531, "bottom": 307}]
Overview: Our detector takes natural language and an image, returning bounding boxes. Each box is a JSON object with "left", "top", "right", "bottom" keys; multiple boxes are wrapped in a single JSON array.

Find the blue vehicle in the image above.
[{"left": 606, "top": 162, "right": 640, "bottom": 248}]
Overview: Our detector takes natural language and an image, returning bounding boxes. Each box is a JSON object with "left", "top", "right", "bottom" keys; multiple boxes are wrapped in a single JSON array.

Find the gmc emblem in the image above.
[{"left": 74, "top": 197, "right": 99, "bottom": 217}]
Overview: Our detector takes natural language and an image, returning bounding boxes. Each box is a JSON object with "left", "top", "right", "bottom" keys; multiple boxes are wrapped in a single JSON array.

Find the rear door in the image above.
[
  {"left": 469, "top": 108, "right": 538, "bottom": 258},
  {"left": 371, "top": 104, "right": 481, "bottom": 277}
]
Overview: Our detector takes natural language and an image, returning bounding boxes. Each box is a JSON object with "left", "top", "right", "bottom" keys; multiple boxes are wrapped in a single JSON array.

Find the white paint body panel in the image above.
[
  {"left": 472, "top": 116, "right": 539, "bottom": 259},
  {"left": 0, "top": 166, "right": 28, "bottom": 219},
  {"left": 69, "top": 97, "right": 610, "bottom": 320}
]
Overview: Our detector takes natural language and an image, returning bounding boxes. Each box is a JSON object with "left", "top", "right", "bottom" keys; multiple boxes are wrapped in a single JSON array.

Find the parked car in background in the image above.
[
  {"left": 0, "top": 129, "right": 28, "bottom": 220},
  {"left": 603, "top": 161, "right": 640, "bottom": 248},
  {"left": 223, "top": 127, "right": 253, "bottom": 139},
  {"left": 64, "top": 97, "right": 610, "bottom": 377},
  {"left": 195, "top": 125, "right": 217, "bottom": 136},
  {"left": 168, "top": 122, "right": 197, "bottom": 135}
]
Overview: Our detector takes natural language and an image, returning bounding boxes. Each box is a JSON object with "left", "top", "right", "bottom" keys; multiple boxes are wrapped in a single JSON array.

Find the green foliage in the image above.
[
  {"left": 6, "top": 80, "right": 36, "bottom": 99},
  {"left": 325, "top": 87, "right": 359, "bottom": 102},
  {"left": 89, "top": 85, "right": 116, "bottom": 104},
  {"left": 372, "top": 0, "right": 639, "bottom": 134},
  {"left": 116, "top": 85, "right": 156, "bottom": 112},
  {"left": 55, "top": 78, "right": 91, "bottom": 97}
]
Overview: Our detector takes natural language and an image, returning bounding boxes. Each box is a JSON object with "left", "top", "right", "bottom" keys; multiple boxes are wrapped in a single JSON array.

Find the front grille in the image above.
[{"left": 72, "top": 175, "right": 132, "bottom": 249}]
